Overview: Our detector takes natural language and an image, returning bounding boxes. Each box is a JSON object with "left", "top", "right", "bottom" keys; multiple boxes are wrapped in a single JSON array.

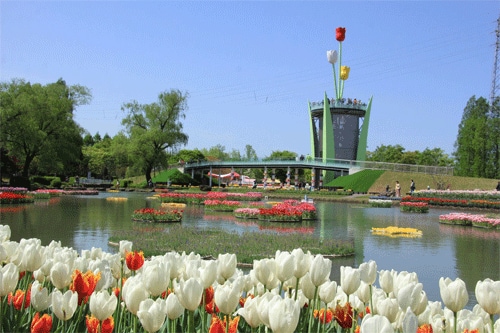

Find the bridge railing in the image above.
[{"left": 184, "top": 158, "right": 454, "bottom": 176}]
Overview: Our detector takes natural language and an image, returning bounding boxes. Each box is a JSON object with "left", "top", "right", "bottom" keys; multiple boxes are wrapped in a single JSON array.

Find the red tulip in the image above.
[
  {"left": 126, "top": 250, "right": 145, "bottom": 271},
  {"left": 336, "top": 27, "right": 346, "bottom": 42}
]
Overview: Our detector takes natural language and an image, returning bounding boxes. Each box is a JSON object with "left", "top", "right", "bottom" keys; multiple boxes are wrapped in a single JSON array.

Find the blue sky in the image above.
[{"left": 1, "top": 1, "right": 498, "bottom": 158}]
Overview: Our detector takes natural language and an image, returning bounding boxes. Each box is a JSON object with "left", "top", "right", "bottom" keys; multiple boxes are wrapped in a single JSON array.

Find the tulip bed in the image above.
[
  {"left": 131, "top": 208, "right": 183, "bottom": 223},
  {"left": 402, "top": 193, "right": 500, "bottom": 210},
  {"left": 1, "top": 223, "right": 500, "bottom": 333},
  {"left": 399, "top": 202, "right": 429, "bottom": 213},
  {"left": 369, "top": 199, "right": 393, "bottom": 208},
  {"left": 203, "top": 200, "right": 241, "bottom": 212},
  {"left": 439, "top": 212, "right": 500, "bottom": 229},
  {"left": 0, "top": 191, "right": 34, "bottom": 204},
  {"left": 159, "top": 192, "right": 263, "bottom": 205}
]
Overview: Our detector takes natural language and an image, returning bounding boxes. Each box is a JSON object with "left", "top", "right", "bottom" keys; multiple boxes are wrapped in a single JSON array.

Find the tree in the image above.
[
  {"left": 367, "top": 144, "right": 405, "bottom": 163},
  {"left": 0, "top": 78, "right": 91, "bottom": 177},
  {"left": 454, "top": 96, "right": 491, "bottom": 177},
  {"left": 121, "top": 89, "right": 189, "bottom": 182},
  {"left": 244, "top": 144, "right": 258, "bottom": 161},
  {"left": 201, "top": 144, "right": 229, "bottom": 161}
]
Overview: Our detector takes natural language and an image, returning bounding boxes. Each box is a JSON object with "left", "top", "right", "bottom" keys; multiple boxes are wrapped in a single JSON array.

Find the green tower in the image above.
[{"left": 309, "top": 27, "right": 373, "bottom": 184}]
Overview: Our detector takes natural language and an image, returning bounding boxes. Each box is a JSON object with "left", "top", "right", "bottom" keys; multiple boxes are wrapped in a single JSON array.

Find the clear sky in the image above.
[{"left": 1, "top": 1, "right": 498, "bottom": 158}]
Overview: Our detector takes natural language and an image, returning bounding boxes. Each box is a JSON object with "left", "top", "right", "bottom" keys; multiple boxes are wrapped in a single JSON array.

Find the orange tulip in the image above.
[
  {"left": 31, "top": 312, "right": 52, "bottom": 333},
  {"left": 86, "top": 315, "right": 114, "bottom": 333},
  {"left": 71, "top": 270, "right": 101, "bottom": 305},
  {"left": 125, "top": 250, "right": 145, "bottom": 271},
  {"left": 8, "top": 288, "right": 31, "bottom": 310},
  {"left": 208, "top": 315, "right": 240, "bottom": 333},
  {"left": 416, "top": 323, "right": 433, "bottom": 333},
  {"left": 336, "top": 27, "right": 346, "bottom": 42},
  {"left": 314, "top": 308, "right": 333, "bottom": 324}
]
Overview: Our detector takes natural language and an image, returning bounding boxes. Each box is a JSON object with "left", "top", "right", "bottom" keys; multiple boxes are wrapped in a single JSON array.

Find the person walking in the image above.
[
  {"left": 395, "top": 181, "right": 401, "bottom": 197},
  {"left": 410, "top": 179, "right": 416, "bottom": 195}
]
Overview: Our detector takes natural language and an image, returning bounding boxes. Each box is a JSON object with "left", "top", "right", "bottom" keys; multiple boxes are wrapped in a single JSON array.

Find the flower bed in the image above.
[
  {"left": 159, "top": 192, "right": 206, "bottom": 204},
  {"left": 371, "top": 226, "right": 423, "bottom": 238},
  {"left": 203, "top": 199, "right": 241, "bottom": 212},
  {"left": 403, "top": 193, "right": 500, "bottom": 210},
  {"left": 259, "top": 203, "right": 303, "bottom": 222},
  {"left": 234, "top": 207, "right": 260, "bottom": 219},
  {"left": 439, "top": 212, "right": 500, "bottom": 228},
  {"left": 399, "top": 201, "right": 429, "bottom": 213},
  {"left": 368, "top": 199, "right": 393, "bottom": 208},
  {"left": 0, "top": 191, "right": 34, "bottom": 204},
  {"left": 131, "top": 207, "right": 182, "bottom": 222}
]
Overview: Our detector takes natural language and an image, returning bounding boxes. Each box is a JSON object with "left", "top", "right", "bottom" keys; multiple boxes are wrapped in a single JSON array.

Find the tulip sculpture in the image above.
[
  {"left": 3, "top": 222, "right": 500, "bottom": 333},
  {"left": 327, "top": 27, "right": 350, "bottom": 100}
]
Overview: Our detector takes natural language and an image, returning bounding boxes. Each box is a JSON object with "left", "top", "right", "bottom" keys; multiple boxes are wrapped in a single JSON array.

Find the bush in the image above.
[
  {"left": 10, "top": 176, "right": 31, "bottom": 190},
  {"left": 50, "top": 177, "right": 62, "bottom": 188}
]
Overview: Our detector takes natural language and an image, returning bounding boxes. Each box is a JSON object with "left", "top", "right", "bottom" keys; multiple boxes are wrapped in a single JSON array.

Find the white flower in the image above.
[
  {"left": 327, "top": 50, "right": 338, "bottom": 65},
  {"left": 51, "top": 289, "right": 78, "bottom": 321},
  {"left": 137, "top": 298, "right": 167, "bottom": 333},
  {"left": 89, "top": 290, "right": 117, "bottom": 321},
  {"left": 439, "top": 277, "right": 468, "bottom": 313}
]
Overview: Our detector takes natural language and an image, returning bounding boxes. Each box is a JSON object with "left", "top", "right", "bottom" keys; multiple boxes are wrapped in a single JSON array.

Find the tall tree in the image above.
[
  {"left": 121, "top": 89, "right": 189, "bottom": 182},
  {"left": 454, "top": 96, "right": 491, "bottom": 177},
  {"left": 0, "top": 78, "right": 91, "bottom": 177},
  {"left": 244, "top": 144, "right": 258, "bottom": 161}
]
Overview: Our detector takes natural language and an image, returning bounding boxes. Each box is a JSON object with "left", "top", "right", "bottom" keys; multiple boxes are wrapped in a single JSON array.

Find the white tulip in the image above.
[
  {"left": 378, "top": 269, "right": 395, "bottom": 295},
  {"left": 356, "top": 281, "right": 371, "bottom": 304},
  {"left": 275, "top": 250, "right": 295, "bottom": 284},
  {"left": 165, "top": 293, "right": 184, "bottom": 320},
  {"left": 319, "top": 280, "right": 337, "bottom": 304},
  {"left": 0, "top": 262, "right": 19, "bottom": 297},
  {"left": 377, "top": 297, "right": 400, "bottom": 323},
  {"left": 360, "top": 314, "right": 394, "bottom": 333},
  {"left": 256, "top": 293, "right": 278, "bottom": 328},
  {"left": 122, "top": 274, "right": 149, "bottom": 315},
  {"left": 50, "top": 262, "right": 72, "bottom": 290},
  {"left": 142, "top": 260, "right": 170, "bottom": 297},
  {"left": 340, "top": 266, "right": 361, "bottom": 296},
  {"left": 475, "top": 278, "right": 500, "bottom": 315},
  {"left": 268, "top": 297, "right": 301, "bottom": 333},
  {"left": 327, "top": 50, "right": 338, "bottom": 65},
  {"left": 397, "top": 282, "right": 428, "bottom": 316},
  {"left": 89, "top": 290, "right": 117, "bottom": 321},
  {"left": 30, "top": 280, "right": 51, "bottom": 312},
  {"left": 51, "top": 289, "right": 78, "bottom": 321},
  {"left": 393, "top": 271, "right": 418, "bottom": 298},
  {"left": 253, "top": 258, "right": 278, "bottom": 290},
  {"left": 236, "top": 296, "right": 262, "bottom": 328},
  {"left": 175, "top": 277, "right": 203, "bottom": 312},
  {"left": 439, "top": 277, "right": 468, "bottom": 313},
  {"left": 119, "top": 240, "right": 133, "bottom": 257},
  {"left": 359, "top": 260, "right": 377, "bottom": 285},
  {"left": 199, "top": 260, "right": 217, "bottom": 289},
  {"left": 291, "top": 248, "right": 312, "bottom": 279},
  {"left": 299, "top": 272, "right": 317, "bottom": 301},
  {"left": 214, "top": 278, "right": 243, "bottom": 315},
  {"left": 0, "top": 224, "right": 11, "bottom": 242},
  {"left": 137, "top": 298, "right": 167, "bottom": 333},
  {"left": 217, "top": 253, "right": 237, "bottom": 281},
  {"left": 310, "top": 255, "right": 331, "bottom": 287}
]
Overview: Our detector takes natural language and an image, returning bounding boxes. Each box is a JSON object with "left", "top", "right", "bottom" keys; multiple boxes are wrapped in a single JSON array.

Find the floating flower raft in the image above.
[
  {"left": 106, "top": 197, "right": 128, "bottom": 202},
  {"left": 371, "top": 226, "right": 423, "bottom": 238},
  {"left": 131, "top": 207, "right": 182, "bottom": 223}
]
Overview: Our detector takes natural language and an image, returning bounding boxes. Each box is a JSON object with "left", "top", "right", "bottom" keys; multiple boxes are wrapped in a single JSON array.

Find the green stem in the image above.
[
  {"left": 332, "top": 64, "right": 338, "bottom": 100},
  {"left": 490, "top": 314, "right": 495, "bottom": 333},
  {"left": 187, "top": 310, "right": 194, "bottom": 333},
  {"left": 369, "top": 284, "right": 373, "bottom": 314},
  {"left": 294, "top": 278, "right": 301, "bottom": 301},
  {"left": 225, "top": 314, "right": 229, "bottom": 333},
  {"left": 307, "top": 286, "right": 318, "bottom": 333},
  {"left": 453, "top": 311, "right": 457, "bottom": 333},
  {"left": 338, "top": 42, "right": 343, "bottom": 99}
]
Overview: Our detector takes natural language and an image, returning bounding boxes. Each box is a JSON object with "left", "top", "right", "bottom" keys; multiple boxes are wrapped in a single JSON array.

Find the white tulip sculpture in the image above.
[{"left": 439, "top": 277, "right": 469, "bottom": 333}]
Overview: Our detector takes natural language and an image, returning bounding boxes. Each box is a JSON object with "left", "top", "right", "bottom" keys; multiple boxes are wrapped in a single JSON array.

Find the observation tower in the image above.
[{"left": 308, "top": 27, "right": 373, "bottom": 184}]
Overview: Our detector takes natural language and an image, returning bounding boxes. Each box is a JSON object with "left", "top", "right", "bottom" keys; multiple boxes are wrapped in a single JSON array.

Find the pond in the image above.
[{"left": 1, "top": 191, "right": 499, "bottom": 309}]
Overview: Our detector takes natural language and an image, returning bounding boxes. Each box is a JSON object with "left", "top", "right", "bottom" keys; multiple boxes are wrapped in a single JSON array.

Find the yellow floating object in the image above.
[
  {"left": 106, "top": 197, "right": 128, "bottom": 202},
  {"left": 371, "top": 226, "right": 422, "bottom": 238},
  {"left": 107, "top": 190, "right": 120, "bottom": 193},
  {"left": 146, "top": 196, "right": 159, "bottom": 200},
  {"left": 267, "top": 201, "right": 282, "bottom": 206},
  {"left": 161, "top": 203, "right": 186, "bottom": 209}
]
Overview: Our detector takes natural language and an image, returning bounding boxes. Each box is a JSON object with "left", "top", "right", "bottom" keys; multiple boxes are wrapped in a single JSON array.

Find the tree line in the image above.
[{"left": 1, "top": 79, "right": 499, "bottom": 185}]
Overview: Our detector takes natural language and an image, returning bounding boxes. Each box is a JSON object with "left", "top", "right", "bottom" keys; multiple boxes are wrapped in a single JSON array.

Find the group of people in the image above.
[{"left": 391, "top": 179, "right": 416, "bottom": 197}]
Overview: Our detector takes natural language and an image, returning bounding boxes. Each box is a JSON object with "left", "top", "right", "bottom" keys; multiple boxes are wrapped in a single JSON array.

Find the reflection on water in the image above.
[{"left": 1, "top": 192, "right": 499, "bottom": 309}]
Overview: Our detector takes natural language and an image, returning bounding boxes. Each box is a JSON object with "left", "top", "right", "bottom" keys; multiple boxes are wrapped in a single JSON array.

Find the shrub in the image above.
[{"left": 50, "top": 177, "right": 62, "bottom": 188}]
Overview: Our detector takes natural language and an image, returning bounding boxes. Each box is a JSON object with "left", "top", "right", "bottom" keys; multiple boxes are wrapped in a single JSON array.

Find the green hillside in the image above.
[{"left": 324, "top": 169, "right": 385, "bottom": 192}]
